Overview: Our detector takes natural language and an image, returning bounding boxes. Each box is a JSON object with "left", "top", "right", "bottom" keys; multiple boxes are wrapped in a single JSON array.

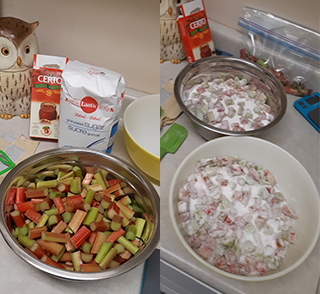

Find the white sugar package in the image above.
[{"left": 58, "top": 60, "right": 125, "bottom": 153}]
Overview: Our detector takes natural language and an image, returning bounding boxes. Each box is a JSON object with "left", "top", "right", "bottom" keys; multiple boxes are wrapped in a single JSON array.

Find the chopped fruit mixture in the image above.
[
  {"left": 177, "top": 156, "right": 298, "bottom": 276},
  {"left": 183, "top": 76, "right": 275, "bottom": 131},
  {"left": 5, "top": 164, "right": 154, "bottom": 272}
]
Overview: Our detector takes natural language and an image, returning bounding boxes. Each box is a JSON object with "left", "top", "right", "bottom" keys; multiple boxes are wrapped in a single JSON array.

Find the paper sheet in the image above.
[{"left": 0, "top": 132, "right": 39, "bottom": 183}]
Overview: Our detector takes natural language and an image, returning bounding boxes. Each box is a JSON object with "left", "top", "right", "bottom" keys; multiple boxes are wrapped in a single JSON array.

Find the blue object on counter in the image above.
[
  {"left": 294, "top": 92, "right": 320, "bottom": 133},
  {"left": 140, "top": 249, "right": 160, "bottom": 294},
  {"left": 215, "top": 49, "right": 233, "bottom": 56}
]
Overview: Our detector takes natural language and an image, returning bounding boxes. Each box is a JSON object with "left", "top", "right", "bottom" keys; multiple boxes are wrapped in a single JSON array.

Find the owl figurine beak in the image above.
[
  {"left": 16, "top": 56, "right": 21, "bottom": 66},
  {"left": 168, "top": 5, "right": 172, "bottom": 15}
]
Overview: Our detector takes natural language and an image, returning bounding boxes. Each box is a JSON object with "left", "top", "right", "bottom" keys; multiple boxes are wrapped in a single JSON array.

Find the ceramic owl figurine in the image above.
[
  {"left": 160, "top": 0, "right": 188, "bottom": 64},
  {"left": 0, "top": 17, "right": 39, "bottom": 119}
]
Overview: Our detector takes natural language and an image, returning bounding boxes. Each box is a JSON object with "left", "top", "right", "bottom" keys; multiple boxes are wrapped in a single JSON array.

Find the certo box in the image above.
[
  {"left": 177, "top": 0, "right": 216, "bottom": 63},
  {"left": 29, "top": 54, "right": 68, "bottom": 140}
]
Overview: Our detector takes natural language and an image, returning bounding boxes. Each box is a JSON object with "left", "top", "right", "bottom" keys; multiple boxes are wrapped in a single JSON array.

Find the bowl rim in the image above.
[
  {"left": 123, "top": 94, "right": 160, "bottom": 159},
  {"left": 0, "top": 147, "right": 160, "bottom": 281},
  {"left": 173, "top": 56, "right": 287, "bottom": 137},
  {"left": 168, "top": 136, "right": 320, "bottom": 281}
]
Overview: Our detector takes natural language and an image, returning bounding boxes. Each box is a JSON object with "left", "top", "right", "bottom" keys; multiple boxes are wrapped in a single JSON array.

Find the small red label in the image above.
[{"left": 80, "top": 97, "right": 98, "bottom": 113}]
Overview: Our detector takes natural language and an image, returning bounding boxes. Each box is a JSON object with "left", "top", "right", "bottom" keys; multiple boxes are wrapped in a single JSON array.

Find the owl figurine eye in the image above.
[
  {"left": 25, "top": 46, "right": 30, "bottom": 54},
  {"left": 1, "top": 47, "right": 10, "bottom": 56}
]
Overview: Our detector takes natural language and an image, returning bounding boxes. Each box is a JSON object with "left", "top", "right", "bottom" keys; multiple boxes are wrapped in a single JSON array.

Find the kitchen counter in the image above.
[
  {"left": 160, "top": 59, "right": 320, "bottom": 294},
  {"left": 0, "top": 88, "right": 160, "bottom": 294}
]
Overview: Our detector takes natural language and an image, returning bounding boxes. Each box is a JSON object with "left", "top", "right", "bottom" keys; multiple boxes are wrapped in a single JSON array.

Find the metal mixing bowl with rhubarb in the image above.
[{"left": 0, "top": 148, "right": 159, "bottom": 281}]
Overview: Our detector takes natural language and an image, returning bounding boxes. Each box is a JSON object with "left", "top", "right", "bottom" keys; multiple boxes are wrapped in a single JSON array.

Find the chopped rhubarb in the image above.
[
  {"left": 80, "top": 263, "right": 101, "bottom": 272},
  {"left": 51, "top": 221, "right": 67, "bottom": 234},
  {"left": 29, "top": 226, "right": 47, "bottom": 239},
  {"left": 42, "top": 231, "right": 68, "bottom": 243},
  {"left": 14, "top": 201, "right": 35, "bottom": 212},
  {"left": 99, "top": 247, "right": 117, "bottom": 270},
  {"left": 10, "top": 210, "right": 25, "bottom": 228},
  {"left": 68, "top": 209, "right": 87, "bottom": 233},
  {"left": 111, "top": 215, "right": 123, "bottom": 231},
  {"left": 15, "top": 187, "right": 26, "bottom": 203},
  {"left": 107, "top": 202, "right": 120, "bottom": 220},
  {"left": 104, "top": 183, "right": 121, "bottom": 194},
  {"left": 107, "top": 179, "right": 121, "bottom": 187},
  {"left": 41, "top": 255, "right": 65, "bottom": 269},
  {"left": 37, "top": 239, "right": 64, "bottom": 257},
  {"left": 70, "top": 225, "right": 91, "bottom": 249},
  {"left": 82, "top": 173, "right": 94, "bottom": 185},
  {"left": 106, "top": 228, "right": 125, "bottom": 243},
  {"left": 25, "top": 188, "right": 49, "bottom": 198},
  {"left": 30, "top": 242, "right": 48, "bottom": 259},
  {"left": 89, "top": 220, "right": 109, "bottom": 232},
  {"left": 25, "top": 208, "right": 42, "bottom": 224},
  {"left": 53, "top": 197, "right": 66, "bottom": 214},
  {"left": 116, "top": 201, "right": 135, "bottom": 219},
  {"left": 91, "top": 232, "right": 107, "bottom": 254},
  {"left": 5, "top": 187, "right": 17, "bottom": 206}
]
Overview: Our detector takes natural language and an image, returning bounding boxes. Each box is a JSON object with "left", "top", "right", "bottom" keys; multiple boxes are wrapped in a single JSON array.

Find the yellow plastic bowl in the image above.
[{"left": 123, "top": 94, "right": 160, "bottom": 181}]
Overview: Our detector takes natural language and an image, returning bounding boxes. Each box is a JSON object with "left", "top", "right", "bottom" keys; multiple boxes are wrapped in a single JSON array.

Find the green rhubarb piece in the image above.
[
  {"left": 95, "top": 242, "right": 113, "bottom": 264},
  {"left": 47, "top": 164, "right": 73, "bottom": 172},
  {"left": 103, "top": 231, "right": 112, "bottom": 237},
  {"left": 81, "top": 242, "right": 92, "bottom": 254},
  {"left": 47, "top": 215, "right": 60, "bottom": 227},
  {"left": 37, "top": 179, "right": 58, "bottom": 189},
  {"left": 84, "top": 189, "right": 95, "bottom": 205},
  {"left": 44, "top": 206, "right": 59, "bottom": 216},
  {"left": 90, "top": 179, "right": 98, "bottom": 185},
  {"left": 37, "top": 214, "right": 49, "bottom": 227},
  {"left": 81, "top": 252, "right": 93, "bottom": 263},
  {"left": 141, "top": 221, "right": 154, "bottom": 243},
  {"left": 59, "top": 171, "right": 74, "bottom": 181},
  {"left": 27, "top": 222, "right": 36, "bottom": 230},
  {"left": 18, "top": 235, "right": 35, "bottom": 249},
  {"left": 94, "top": 172, "right": 107, "bottom": 190},
  {"left": 257, "top": 59, "right": 267, "bottom": 68},
  {"left": 49, "top": 190, "right": 65, "bottom": 199},
  {"left": 65, "top": 226, "right": 74, "bottom": 234},
  {"left": 99, "top": 247, "right": 117, "bottom": 269},
  {"left": 73, "top": 166, "right": 83, "bottom": 180},
  {"left": 244, "top": 222, "right": 256, "bottom": 234},
  {"left": 19, "top": 225, "right": 28, "bottom": 236},
  {"left": 12, "top": 227, "right": 20, "bottom": 238},
  {"left": 70, "top": 178, "right": 81, "bottom": 194},
  {"left": 135, "top": 218, "right": 146, "bottom": 238},
  {"left": 62, "top": 211, "right": 74, "bottom": 224},
  {"left": 51, "top": 246, "right": 65, "bottom": 262},
  {"left": 113, "top": 243, "right": 125, "bottom": 254},
  {"left": 132, "top": 203, "right": 144, "bottom": 213},
  {"left": 71, "top": 251, "right": 82, "bottom": 272},
  {"left": 117, "top": 236, "right": 139, "bottom": 254},
  {"left": 57, "top": 171, "right": 66, "bottom": 178},
  {"left": 83, "top": 207, "right": 99, "bottom": 226},
  {"left": 126, "top": 225, "right": 137, "bottom": 241}
]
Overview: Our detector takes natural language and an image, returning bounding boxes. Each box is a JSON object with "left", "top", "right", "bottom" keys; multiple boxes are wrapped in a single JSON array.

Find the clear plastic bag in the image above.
[{"left": 238, "top": 7, "right": 320, "bottom": 96}]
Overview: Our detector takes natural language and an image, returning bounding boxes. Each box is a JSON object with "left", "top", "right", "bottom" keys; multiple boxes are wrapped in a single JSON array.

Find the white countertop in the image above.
[
  {"left": 0, "top": 88, "right": 160, "bottom": 294},
  {"left": 160, "top": 60, "right": 320, "bottom": 294}
]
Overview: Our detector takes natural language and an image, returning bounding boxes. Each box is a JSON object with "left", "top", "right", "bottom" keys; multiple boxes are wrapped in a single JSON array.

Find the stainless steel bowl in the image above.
[
  {"left": 0, "top": 148, "right": 159, "bottom": 281},
  {"left": 174, "top": 56, "right": 287, "bottom": 140}
]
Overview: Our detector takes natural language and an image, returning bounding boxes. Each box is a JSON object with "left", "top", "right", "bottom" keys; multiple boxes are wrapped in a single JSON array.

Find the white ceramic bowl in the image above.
[
  {"left": 169, "top": 136, "right": 320, "bottom": 281},
  {"left": 123, "top": 94, "right": 160, "bottom": 181}
]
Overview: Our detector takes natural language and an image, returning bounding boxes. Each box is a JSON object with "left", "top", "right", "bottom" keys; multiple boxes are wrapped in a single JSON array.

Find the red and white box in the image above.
[
  {"left": 177, "top": 0, "right": 216, "bottom": 63},
  {"left": 29, "top": 54, "right": 68, "bottom": 140}
]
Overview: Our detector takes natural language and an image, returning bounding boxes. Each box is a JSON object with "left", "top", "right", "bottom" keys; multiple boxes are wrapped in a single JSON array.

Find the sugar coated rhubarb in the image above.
[{"left": 5, "top": 161, "right": 152, "bottom": 273}]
